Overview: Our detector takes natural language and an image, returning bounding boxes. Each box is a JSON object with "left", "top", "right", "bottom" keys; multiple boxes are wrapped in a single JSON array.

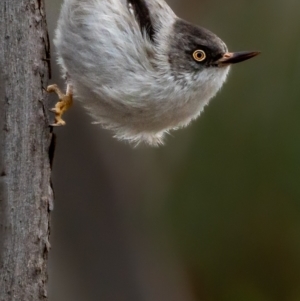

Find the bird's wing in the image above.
[{"left": 127, "top": 0, "right": 176, "bottom": 43}]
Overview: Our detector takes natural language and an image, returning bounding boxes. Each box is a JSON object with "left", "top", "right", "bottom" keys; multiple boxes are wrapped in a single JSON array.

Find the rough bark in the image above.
[{"left": 0, "top": 0, "right": 53, "bottom": 300}]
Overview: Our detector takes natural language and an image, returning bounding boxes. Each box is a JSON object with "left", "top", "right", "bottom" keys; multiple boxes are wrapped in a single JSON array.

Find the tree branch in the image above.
[{"left": 0, "top": 0, "right": 53, "bottom": 300}]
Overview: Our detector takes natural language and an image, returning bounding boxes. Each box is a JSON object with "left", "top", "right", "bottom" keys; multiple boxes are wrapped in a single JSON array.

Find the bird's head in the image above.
[{"left": 167, "top": 19, "right": 260, "bottom": 84}]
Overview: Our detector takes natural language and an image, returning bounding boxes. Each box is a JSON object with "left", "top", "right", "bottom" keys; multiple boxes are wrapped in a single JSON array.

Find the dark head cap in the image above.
[{"left": 168, "top": 19, "right": 260, "bottom": 74}]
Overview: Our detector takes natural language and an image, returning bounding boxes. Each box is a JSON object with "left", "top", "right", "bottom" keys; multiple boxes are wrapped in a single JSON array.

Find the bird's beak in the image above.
[{"left": 217, "top": 51, "right": 260, "bottom": 66}]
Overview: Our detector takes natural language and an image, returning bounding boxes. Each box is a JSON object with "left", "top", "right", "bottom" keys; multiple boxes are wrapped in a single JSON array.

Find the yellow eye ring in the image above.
[{"left": 193, "top": 50, "right": 206, "bottom": 62}]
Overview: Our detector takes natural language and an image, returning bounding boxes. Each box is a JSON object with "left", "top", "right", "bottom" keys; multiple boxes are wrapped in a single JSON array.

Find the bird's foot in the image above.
[{"left": 47, "top": 84, "right": 73, "bottom": 126}]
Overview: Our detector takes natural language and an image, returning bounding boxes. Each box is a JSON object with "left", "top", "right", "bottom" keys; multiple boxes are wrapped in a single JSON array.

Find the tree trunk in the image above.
[{"left": 0, "top": 0, "right": 53, "bottom": 300}]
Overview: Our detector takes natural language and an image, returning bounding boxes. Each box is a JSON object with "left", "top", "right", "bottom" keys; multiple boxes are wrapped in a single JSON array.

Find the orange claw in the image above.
[{"left": 47, "top": 84, "right": 73, "bottom": 126}]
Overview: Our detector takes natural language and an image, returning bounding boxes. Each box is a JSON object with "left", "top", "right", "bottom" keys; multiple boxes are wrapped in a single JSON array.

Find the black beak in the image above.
[{"left": 217, "top": 51, "right": 260, "bottom": 66}]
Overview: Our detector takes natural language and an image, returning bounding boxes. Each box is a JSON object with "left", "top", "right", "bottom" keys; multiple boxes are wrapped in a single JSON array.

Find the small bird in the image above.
[{"left": 48, "top": 0, "right": 260, "bottom": 146}]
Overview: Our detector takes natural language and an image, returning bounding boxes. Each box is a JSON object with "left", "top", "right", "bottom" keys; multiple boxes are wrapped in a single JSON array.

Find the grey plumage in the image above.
[{"left": 54, "top": 0, "right": 255, "bottom": 145}]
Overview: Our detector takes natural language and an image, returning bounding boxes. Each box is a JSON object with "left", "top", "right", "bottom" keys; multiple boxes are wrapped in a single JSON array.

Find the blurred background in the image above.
[{"left": 45, "top": 0, "right": 300, "bottom": 300}]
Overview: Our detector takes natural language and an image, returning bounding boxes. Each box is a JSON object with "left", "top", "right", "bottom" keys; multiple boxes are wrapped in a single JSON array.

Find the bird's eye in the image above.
[{"left": 193, "top": 50, "right": 206, "bottom": 62}]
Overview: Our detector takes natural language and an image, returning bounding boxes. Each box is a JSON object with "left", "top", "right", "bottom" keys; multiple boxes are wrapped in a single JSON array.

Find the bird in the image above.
[{"left": 48, "top": 0, "right": 260, "bottom": 146}]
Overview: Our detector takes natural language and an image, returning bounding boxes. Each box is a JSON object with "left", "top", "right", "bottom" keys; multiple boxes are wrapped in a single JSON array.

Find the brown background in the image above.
[{"left": 46, "top": 1, "right": 300, "bottom": 300}]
